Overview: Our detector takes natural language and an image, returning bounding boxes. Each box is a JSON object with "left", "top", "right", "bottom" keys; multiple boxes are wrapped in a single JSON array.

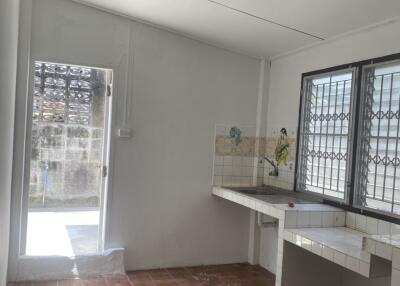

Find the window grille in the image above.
[
  {"left": 355, "top": 61, "right": 400, "bottom": 215},
  {"left": 297, "top": 70, "right": 355, "bottom": 200},
  {"left": 34, "top": 62, "right": 98, "bottom": 126}
]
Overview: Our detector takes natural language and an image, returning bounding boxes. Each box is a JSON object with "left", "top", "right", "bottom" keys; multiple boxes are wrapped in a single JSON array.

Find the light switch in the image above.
[{"left": 118, "top": 127, "right": 132, "bottom": 138}]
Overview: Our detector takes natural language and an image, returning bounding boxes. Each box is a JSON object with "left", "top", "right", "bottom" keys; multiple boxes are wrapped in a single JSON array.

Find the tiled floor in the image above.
[{"left": 9, "top": 263, "right": 275, "bottom": 286}]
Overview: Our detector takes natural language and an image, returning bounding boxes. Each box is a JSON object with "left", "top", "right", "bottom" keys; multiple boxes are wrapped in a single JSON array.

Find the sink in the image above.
[
  {"left": 254, "top": 195, "right": 311, "bottom": 204},
  {"left": 229, "top": 187, "right": 312, "bottom": 204},
  {"left": 233, "top": 188, "right": 277, "bottom": 195}
]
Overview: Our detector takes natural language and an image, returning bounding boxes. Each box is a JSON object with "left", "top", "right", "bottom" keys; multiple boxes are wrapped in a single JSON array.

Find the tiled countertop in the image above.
[
  {"left": 212, "top": 186, "right": 344, "bottom": 286},
  {"left": 212, "top": 186, "right": 342, "bottom": 220},
  {"left": 212, "top": 185, "right": 400, "bottom": 285},
  {"left": 284, "top": 227, "right": 370, "bottom": 277},
  {"left": 364, "top": 234, "right": 400, "bottom": 267},
  {"left": 367, "top": 233, "right": 400, "bottom": 250},
  {"left": 363, "top": 234, "right": 400, "bottom": 285}
]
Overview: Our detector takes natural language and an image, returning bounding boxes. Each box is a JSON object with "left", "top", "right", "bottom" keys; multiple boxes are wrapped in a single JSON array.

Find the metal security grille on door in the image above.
[
  {"left": 30, "top": 61, "right": 107, "bottom": 209},
  {"left": 297, "top": 70, "right": 355, "bottom": 200},
  {"left": 356, "top": 62, "right": 400, "bottom": 215},
  {"left": 34, "top": 62, "right": 97, "bottom": 125}
]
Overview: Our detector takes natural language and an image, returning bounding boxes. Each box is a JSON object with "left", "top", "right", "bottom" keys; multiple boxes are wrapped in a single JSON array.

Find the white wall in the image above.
[
  {"left": 259, "top": 19, "right": 400, "bottom": 276},
  {"left": 268, "top": 20, "right": 400, "bottom": 129},
  {"left": 9, "top": 0, "right": 261, "bottom": 276},
  {"left": 0, "top": 0, "right": 19, "bottom": 285}
]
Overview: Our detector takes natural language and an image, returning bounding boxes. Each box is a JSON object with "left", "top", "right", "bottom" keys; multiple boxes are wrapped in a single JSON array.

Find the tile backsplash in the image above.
[
  {"left": 212, "top": 125, "right": 264, "bottom": 187},
  {"left": 212, "top": 124, "right": 299, "bottom": 190},
  {"left": 263, "top": 126, "right": 297, "bottom": 191}
]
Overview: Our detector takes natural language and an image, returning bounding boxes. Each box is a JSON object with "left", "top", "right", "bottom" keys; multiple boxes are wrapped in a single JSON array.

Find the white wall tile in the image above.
[
  {"left": 360, "top": 251, "right": 371, "bottom": 263},
  {"left": 355, "top": 214, "right": 367, "bottom": 232},
  {"left": 213, "top": 176, "right": 222, "bottom": 186},
  {"left": 232, "top": 166, "right": 242, "bottom": 176},
  {"left": 346, "top": 212, "right": 356, "bottom": 229},
  {"left": 359, "top": 261, "right": 370, "bottom": 277},
  {"left": 297, "top": 211, "right": 310, "bottom": 227},
  {"left": 322, "top": 245, "right": 334, "bottom": 261},
  {"left": 214, "top": 156, "right": 224, "bottom": 165},
  {"left": 392, "top": 268, "right": 400, "bottom": 286},
  {"left": 334, "top": 212, "right": 346, "bottom": 227},
  {"left": 232, "top": 156, "right": 242, "bottom": 166},
  {"left": 223, "top": 165, "right": 233, "bottom": 176},
  {"left": 242, "top": 157, "right": 254, "bottom": 166},
  {"left": 366, "top": 217, "right": 378, "bottom": 235},
  {"left": 284, "top": 231, "right": 293, "bottom": 243},
  {"left": 393, "top": 247, "right": 400, "bottom": 270},
  {"left": 311, "top": 241, "right": 322, "bottom": 256},
  {"left": 391, "top": 223, "right": 400, "bottom": 235},
  {"left": 375, "top": 242, "right": 392, "bottom": 260},
  {"left": 333, "top": 251, "right": 346, "bottom": 266},
  {"left": 294, "top": 234, "right": 302, "bottom": 247},
  {"left": 322, "top": 212, "right": 334, "bottom": 227},
  {"left": 223, "top": 156, "right": 233, "bottom": 165},
  {"left": 378, "top": 220, "right": 391, "bottom": 235},
  {"left": 364, "top": 239, "right": 376, "bottom": 255},
  {"left": 346, "top": 256, "right": 360, "bottom": 273},
  {"left": 302, "top": 237, "right": 312, "bottom": 251},
  {"left": 214, "top": 165, "right": 223, "bottom": 176},
  {"left": 284, "top": 211, "right": 297, "bottom": 228},
  {"left": 309, "top": 212, "right": 322, "bottom": 227}
]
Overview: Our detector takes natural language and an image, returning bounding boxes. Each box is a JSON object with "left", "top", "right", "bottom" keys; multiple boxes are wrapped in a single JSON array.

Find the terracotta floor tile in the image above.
[
  {"left": 104, "top": 276, "right": 132, "bottom": 286},
  {"left": 127, "top": 271, "right": 152, "bottom": 283},
  {"left": 147, "top": 270, "right": 172, "bottom": 281},
  {"left": 32, "top": 281, "right": 58, "bottom": 286},
  {"left": 80, "top": 278, "right": 107, "bottom": 286},
  {"left": 58, "top": 279, "right": 83, "bottom": 286},
  {"left": 8, "top": 283, "right": 33, "bottom": 286},
  {"left": 152, "top": 279, "right": 179, "bottom": 286},
  {"left": 131, "top": 282, "right": 155, "bottom": 286},
  {"left": 8, "top": 263, "right": 274, "bottom": 286}
]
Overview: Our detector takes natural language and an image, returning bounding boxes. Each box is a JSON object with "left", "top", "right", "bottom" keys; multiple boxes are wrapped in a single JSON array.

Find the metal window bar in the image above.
[
  {"left": 298, "top": 71, "right": 354, "bottom": 200},
  {"left": 310, "top": 84, "right": 318, "bottom": 186},
  {"left": 330, "top": 82, "right": 339, "bottom": 191},
  {"left": 316, "top": 84, "right": 325, "bottom": 189},
  {"left": 357, "top": 63, "right": 400, "bottom": 215}
]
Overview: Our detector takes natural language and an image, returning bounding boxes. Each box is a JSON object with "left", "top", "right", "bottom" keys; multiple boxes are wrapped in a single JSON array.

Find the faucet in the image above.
[{"left": 264, "top": 157, "right": 279, "bottom": 176}]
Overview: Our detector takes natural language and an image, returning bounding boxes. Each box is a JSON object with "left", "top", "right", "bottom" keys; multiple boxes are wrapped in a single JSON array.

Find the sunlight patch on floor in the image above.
[{"left": 26, "top": 210, "right": 100, "bottom": 257}]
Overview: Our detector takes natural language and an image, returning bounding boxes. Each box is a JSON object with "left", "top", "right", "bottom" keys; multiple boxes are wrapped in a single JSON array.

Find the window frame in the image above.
[
  {"left": 294, "top": 52, "right": 400, "bottom": 224},
  {"left": 354, "top": 58, "right": 400, "bottom": 218},
  {"left": 296, "top": 67, "right": 358, "bottom": 203}
]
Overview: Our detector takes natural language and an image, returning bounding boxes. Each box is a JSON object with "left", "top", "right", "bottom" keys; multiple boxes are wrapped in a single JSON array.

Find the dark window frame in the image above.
[{"left": 294, "top": 52, "right": 400, "bottom": 224}]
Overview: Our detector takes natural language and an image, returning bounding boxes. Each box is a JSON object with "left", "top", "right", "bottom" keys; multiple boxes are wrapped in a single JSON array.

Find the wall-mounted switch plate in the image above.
[{"left": 118, "top": 128, "right": 132, "bottom": 138}]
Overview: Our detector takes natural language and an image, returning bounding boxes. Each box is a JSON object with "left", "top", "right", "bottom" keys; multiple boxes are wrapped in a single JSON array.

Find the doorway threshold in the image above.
[{"left": 14, "top": 248, "right": 125, "bottom": 282}]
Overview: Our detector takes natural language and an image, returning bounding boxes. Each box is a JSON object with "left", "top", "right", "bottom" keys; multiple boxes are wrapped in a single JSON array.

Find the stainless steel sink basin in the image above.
[
  {"left": 232, "top": 188, "right": 277, "bottom": 195},
  {"left": 229, "top": 187, "right": 313, "bottom": 204}
]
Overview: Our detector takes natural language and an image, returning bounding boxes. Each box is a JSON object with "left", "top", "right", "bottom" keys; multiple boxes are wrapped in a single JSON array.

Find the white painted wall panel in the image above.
[
  {"left": 10, "top": 0, "right": 261, "bottom": 273},
  {"left": 0, "top": 0, "right": 19, "bottom": 285},
  {"left": 268, "top": 20, "right": 400, "bottom": 129}
]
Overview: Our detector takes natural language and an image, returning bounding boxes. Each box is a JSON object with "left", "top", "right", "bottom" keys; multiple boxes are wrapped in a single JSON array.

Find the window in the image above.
[
  {"left": 355, "top": 61, "right": 400, "bottom": 216},
  {"left": 297, "top": 54, "right": 400, "bottom": 220},
  {"left": 297, "top": 70, "right": 356, "bottom": 201}
]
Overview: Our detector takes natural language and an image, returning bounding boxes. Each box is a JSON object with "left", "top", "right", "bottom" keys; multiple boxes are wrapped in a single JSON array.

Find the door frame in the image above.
[
  {"left": 8, "top": 1, "right": 122, "bottom": 279},
  {"left": 19, "top": 58, "right": 115, "bottom": 257}
]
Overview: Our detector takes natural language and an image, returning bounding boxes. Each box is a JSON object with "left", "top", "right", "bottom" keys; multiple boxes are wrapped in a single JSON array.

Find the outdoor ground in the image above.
[{"left": 26, "top": 210, "right": 99, "bottom": 256}]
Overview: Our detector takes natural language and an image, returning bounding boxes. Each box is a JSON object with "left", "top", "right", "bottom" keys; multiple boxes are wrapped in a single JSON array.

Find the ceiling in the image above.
[{"left": 74, "top": 0, "right": 400, "bottom": 58}]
